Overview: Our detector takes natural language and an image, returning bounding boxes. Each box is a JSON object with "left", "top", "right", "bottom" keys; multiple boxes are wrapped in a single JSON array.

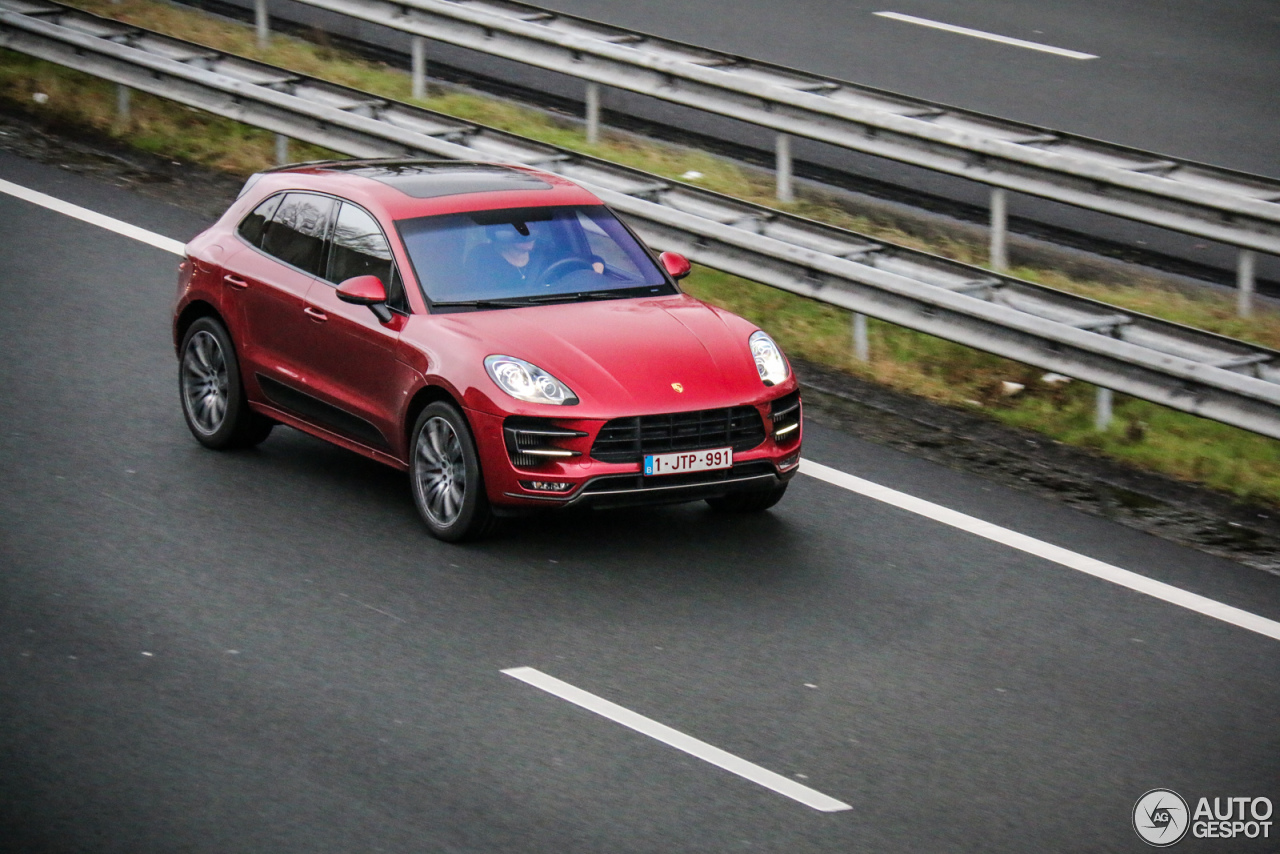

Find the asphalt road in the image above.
[{"left": 2, "top": 151, "right": 1279, "bottom": 853}]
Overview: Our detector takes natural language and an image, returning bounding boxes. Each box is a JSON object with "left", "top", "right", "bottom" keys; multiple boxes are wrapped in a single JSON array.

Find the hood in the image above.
[{"left": 424, "top": 294, "right": 774, "bottom": 414}]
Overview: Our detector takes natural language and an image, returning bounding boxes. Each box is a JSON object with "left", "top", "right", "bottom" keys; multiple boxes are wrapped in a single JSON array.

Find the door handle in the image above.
[
  {"left": 223, "top": 274, "right": 249, "bottom": 289},
  {"left": 304, "top": 306, "right": 328, "bottom": 322}
]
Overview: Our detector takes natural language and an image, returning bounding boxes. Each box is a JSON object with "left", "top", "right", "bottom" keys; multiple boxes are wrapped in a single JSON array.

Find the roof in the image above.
[
  {"left": 314, "top": 161, "right": 553, "bottom": 198},
  {"left": 253, "top": 159, "right": 600, "bottom": 219}
]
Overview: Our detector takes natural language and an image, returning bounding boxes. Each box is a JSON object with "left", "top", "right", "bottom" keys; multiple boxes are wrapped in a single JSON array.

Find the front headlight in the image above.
[
  {"left": 749, "top": 331, "right": 789, "bottom": 386},
  {"left": 485, "top": 355, "right": 579, "bottom": 405}
]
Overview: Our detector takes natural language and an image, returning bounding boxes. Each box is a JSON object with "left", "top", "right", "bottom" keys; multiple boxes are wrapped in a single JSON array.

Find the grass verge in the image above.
[{"left": 2, "top": 0, "right": 1278, "bottom": 504}]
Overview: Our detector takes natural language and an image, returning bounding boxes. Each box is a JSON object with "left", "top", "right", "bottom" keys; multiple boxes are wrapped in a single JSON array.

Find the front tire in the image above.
[
  {"left": 179, "top": 316, "right": 273, "bottom": 449},
  {"left": 409, "top": 402, "right": 496, "bottom": 542},
  {"left": 706, "top": 483, "right": 788, "bottom": 513}
]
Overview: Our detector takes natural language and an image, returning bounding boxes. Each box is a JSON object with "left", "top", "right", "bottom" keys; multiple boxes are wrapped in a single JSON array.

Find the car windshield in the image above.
[{"left": 397, "top": 204, "right": 675, "bottom": 310}]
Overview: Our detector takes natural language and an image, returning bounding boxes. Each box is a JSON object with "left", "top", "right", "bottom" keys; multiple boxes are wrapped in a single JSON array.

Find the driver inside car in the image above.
[{"left": 464, "top": 222, "right": 604, "bottom": 290}]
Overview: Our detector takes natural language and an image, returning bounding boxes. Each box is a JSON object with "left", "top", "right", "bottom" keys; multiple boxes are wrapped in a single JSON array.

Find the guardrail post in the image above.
[
  {"left": 584, "top": 82, "right": 601, "bottom": 144},
  {"left": 776, "top": 133, "right": 794, "bottom": 203},
  {"left": 115, "top": 84, "right": 130, "bottom": 123},
  {"left": 274, "top": 133, "right": 289, "bottom": 166},
  {"left": 1237, "top": 249, "right": 1256, "bottom": 318},
  {"left": 1095, "top": 386, "right": 1113, "bottom": 431},
  {"left": 990, "top": 187, "right": 1008, "bottom": 271},
  {"left": 411, "top": 36, "right": 427, "bottom": 100},
  {"left": 255, "top": 0, "right": 269, "bottom": 50},
  {"left": 852, "top": 312, "right": 869, "bottom": 362}
]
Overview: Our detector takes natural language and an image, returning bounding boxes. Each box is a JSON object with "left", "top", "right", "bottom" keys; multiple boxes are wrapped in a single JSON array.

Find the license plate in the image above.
[{"left": 644, "top": 447, "right": 733, "bottom": 476}]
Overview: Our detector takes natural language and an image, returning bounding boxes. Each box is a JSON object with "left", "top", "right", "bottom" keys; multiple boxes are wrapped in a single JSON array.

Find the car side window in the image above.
[
  {"left": 328, "top": 202, "right": 407, "bottom": 313},
  {"left": 237, "top": 194, "right": 282, "bottom": 248},
  {"left": 260, "top": 193, "right": 333, "bottom": 277}
]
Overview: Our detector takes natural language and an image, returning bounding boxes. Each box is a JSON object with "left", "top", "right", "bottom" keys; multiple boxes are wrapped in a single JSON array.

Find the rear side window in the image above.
[
  {"left": 260, "top": 193, "right": 333, "bottom": 276},
  {"left": 237, "top": 194, "right": 282, "bottom": 248},
  {"left": 327, "top": 202, "right": 407, "bottom": 313}
]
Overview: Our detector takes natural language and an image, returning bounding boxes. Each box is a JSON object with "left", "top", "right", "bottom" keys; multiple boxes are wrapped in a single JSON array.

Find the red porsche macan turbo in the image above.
[{"left": 173, "top": 160, "right": 802, "bottom": 540}]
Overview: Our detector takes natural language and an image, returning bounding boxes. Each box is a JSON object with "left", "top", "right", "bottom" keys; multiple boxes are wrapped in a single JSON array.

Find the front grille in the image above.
[{"left": 590, "top": 405, "right": 765, "bottom": 463}]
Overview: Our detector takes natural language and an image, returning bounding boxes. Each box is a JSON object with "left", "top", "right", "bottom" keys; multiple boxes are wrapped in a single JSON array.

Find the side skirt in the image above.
[
  {"left": 257, "top": 373, "right": 391, "bottom": 452},
  {"left": 250, "top": 399, "right": 409, "bottom": 472}
]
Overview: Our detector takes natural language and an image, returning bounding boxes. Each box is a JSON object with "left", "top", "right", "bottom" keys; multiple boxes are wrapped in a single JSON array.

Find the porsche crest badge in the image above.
[{"left": 671, "top": 382, "right": 684, "bottom": 393}]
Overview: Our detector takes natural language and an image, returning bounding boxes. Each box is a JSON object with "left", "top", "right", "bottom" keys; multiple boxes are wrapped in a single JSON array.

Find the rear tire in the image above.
[
  {"left": 706, "top": 483, "right": 788, "bottom": 513},
  {"left": 179, "top": 316, "right": 273, "bottom": 450},
  {"left": 409, "top": 402, "right": 497, "bottom": 542}
]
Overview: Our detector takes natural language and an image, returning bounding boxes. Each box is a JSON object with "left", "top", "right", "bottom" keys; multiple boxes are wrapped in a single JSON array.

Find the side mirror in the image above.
[
  {"left": 336, "top": 275, "right": 392, "bottom": 323},
  {"left": 659, "top": 251, "right": 692, "bottom": 281}
]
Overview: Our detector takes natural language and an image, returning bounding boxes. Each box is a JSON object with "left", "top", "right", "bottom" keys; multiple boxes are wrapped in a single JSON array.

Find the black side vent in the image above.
[
  {"left": 503, "top": 417, "right": 587, "bottom": 468},
  {"left": 770, "top": 391, "right": 801, "bottom": 444},
  {"left": 591, "top": 406, "right": 766, "bottom": 463}
]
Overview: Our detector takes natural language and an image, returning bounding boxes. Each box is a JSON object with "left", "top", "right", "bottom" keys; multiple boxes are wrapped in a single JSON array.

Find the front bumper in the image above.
[
  {"left": 506, "top": 459, "right": 797, "bottom": 511},
  {"left": 467, "top": 394, "right": 802, "bottom": 511}
]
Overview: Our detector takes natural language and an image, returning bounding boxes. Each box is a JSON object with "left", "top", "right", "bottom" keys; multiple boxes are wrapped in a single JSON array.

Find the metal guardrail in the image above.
[
  {"left": 250, "top": 0, "right": 1280, "bottom": 265},
  {"left": 4, "top": 0, "right": 1280, "bottom": 439}
]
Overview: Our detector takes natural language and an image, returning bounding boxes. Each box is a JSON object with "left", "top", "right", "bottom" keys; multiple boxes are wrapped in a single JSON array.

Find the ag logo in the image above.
[
  {"left": 1133, "top": 789, "right": 1190, "bottom": 847},
  {"left": 671, "top": 382, "right": 684, "bottom": 393}
]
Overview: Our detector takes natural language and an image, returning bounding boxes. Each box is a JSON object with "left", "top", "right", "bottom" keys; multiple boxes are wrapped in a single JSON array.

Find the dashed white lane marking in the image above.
[
  {"left": 801, "top": 460, "right": 1280, "bottom": 643},
  {"left": 874, "top": 12, "right": 1098, "bottom": 60},
  {"left": 502, "top": 666, "right": 852, "bottom": 812},
  {"left": 0, "top": 177, "right": 186, "bottom": 255},
  {"left": 5, "top": 176, "right": 1275, "bottom": 644}
]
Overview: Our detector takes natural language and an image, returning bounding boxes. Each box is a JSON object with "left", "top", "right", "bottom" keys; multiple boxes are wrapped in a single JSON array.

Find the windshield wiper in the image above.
[
  {"left": 430, "top": 298, "right": 537, "bottom": 309},
  {"left": 575, "top": 290, "right": 638, "bottom": 300},
  {"left": 519, "top": 290, "right": 641, "bottom": 304},
  {"left": 433, "top": 289, "right": 650, "bottom": 310}
]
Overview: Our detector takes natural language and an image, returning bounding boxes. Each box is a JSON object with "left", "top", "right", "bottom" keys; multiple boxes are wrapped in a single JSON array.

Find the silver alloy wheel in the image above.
[
  {"left": 414, "top": 415, "right": 467, "bottom": 527},
  {"left": 181, "top": 330, "right": 229, "bottom": 435}
]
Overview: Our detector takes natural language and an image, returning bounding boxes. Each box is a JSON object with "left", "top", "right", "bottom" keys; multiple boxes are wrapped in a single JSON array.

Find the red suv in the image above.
[{"left": 174, "top": 160, "right": 802, "bottom": 540}]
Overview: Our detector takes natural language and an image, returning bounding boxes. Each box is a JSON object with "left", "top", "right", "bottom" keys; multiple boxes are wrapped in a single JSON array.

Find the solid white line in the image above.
[
  {"left": 874, "top": 12, "right": 1098, "bottom": 60},
  {"left": 7, "top": 176, "right": 1273, "bottom": 644},
  {"left": 501, "top": 666, "right": 852, "bottom": 813},
  {"left": 0, "top": 177, "right": 186, "bottom": 256},
  {"left": 800, "top": 459, "right": 1280, "bottom": 643}
]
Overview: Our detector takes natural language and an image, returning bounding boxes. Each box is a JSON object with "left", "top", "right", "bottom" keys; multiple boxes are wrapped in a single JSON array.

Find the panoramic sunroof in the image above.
[{"left": 324, "top": 161, "right": 553, "bottom": 198}]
